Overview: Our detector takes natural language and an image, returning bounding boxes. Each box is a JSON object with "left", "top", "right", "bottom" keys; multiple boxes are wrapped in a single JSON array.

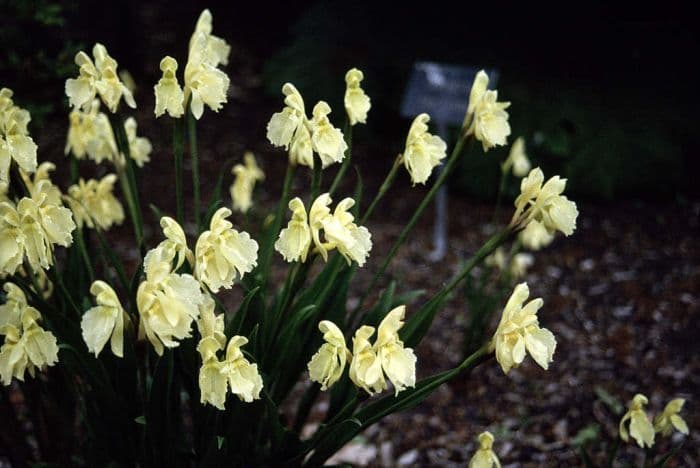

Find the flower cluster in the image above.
[
  {"left": 65, "top": 174, "right": 124, "bottom": 230},
  {"left": 513, "top": 167, "right": 579, "bottom": 250},
  {"left": 464, "top": 70, "right": 511, "bottom": 151},
  {"left": 0, "top": 174, "right": 75, "bottom": 274},
  {"left": 275, "top": 193, "right": 372, "bottom": 266},
  {"left": 137, "top": 218, "right": 204, "bottom": 355},
  {"left": 196, "top": 297, "right": 262, "bottom": 409},
  {"left": 491, "top": 282, "right": 556, "bottom": 374},
  {"left": 401, "top": 113, "right": 447, "bottom": 185},
  {"left": 65, "top": 43, "right": 136, "bottom": 113},
  {"left": 194, "top": 207, "right": 259, "bottom": 292},
  {"left": 154, "top": 10, "right": 230, "bottom": 119},
  {"left": 81, "top": 281, "right": 131, "bottom": 358},
  {"left": 0, "top": 88, "right": 38, "bottom": 184},
  {"left": 266, "top": 83, "right": 347, "bottom": 169},
  {"left": 619, "top": 393, "right": 689, "bottom": 448},
  {"left": 230, "top": 151, "right": 264, "bottom": 213},
  {"left": 0, "top": 283, "right": 59, "bottom": 385},
  {"left": 65, "top": 100, "right": 151, "bottom": 168},
  {"left": 344, "top": 68, "right": 371, "bottom": 126},
  {"left": 308, "top": 306, "right": 417, "bottom": 396}
]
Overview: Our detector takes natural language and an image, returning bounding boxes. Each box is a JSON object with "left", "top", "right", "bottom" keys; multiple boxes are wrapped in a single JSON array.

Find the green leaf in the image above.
[
  {"left": 400, "top": 292, "right": 450, "bottom": 348},
  {"left": 224, "top": 285, "right": 260, "bottom": 340},
  {"left": 594, "top": 386, "right": 624, "bottom": 415},
  {"left": 134, "top": 415, "right": 146, "bottom": 425},
  {"left": 217, "top": 436, "right": 225, "bottom": 450}
]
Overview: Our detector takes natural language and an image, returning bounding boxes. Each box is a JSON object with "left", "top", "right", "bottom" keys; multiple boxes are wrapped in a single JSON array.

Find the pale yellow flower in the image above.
[
  {"left": 0, "top": 282, "right": 26, "bottom": 330},
  {"left": 195, "top": 207, "right": 258, "bottom": 292},
  {"left": 402, "top": 113, "right": 447, "bottom": 185},
  {"left": 308, "top": 320, "right": 350, "bottom": 390},
  {"left": 155, "top": 216, "right": 194, "bottom": 271},
  {"left": 321, "top": 198, "right": 372, "bottom": 266},
  {"left": 66, "top": 44, "right": 136, "bottom": 113},
  {"left": 0, "top": 202, "right": 25, "bottom": 275},
  {"left": 620, "top": 394, "right": 655, "bottom": 448},
  {"left": 64, "top": 100, "right": 119, "bottom": 164},
  {"left": 230, "top": 151, "right": 264, "bottom": 213},
  {"left": 654, "top": 398, "right": 689, "bottom": 437},
  {"left": 468, "top": 431, "right": 501, "bottom": 468},
  {"left": 509, "top": 253, "right": 534, "bottom": 279},
  {"left": 221, "top": 335, "right": 263, "bottom": 402},
  {"left": 465, "top": 70, "right": 489, "bottom": 125},
  {"left": 189, "top": 9, "right": 231, "bottom": 68},
  {"left": 197, "top": 295, "right": 226, "bottom": 347},
  {"left": 184, "top": 32, "right": 230, "bottom": 120},
  {"left": 267, "top": 83, "right": 347, "bottom": 169},
  {"left": 375, "top": 306, "right": 416, "bottom": 395},
  {"left": 344, "top": 68, "right": 371, "bottom": 126},
  {"left": 124, "top": 117, "right": 152, "bottom": 167},
  {"left": 275, "top": 197, "right": 312, "bottom": 262},
  {"left": 463, "top": 70, "right": 511, "bottom": 151},
  {"left": 66, "top": 174, "right": 124, "bottom": 230},
  {"left": 137, "top": 235, "right": 204, "bottom": 355},
  {"left": 0, "top": 91, "right": 38, "bottom": 182},
  {"left": 502, "top": 137, "right": 531, "bottom": 177},
  {"left": 349, "top": 325, "right": 386, "bottom": 395},
  {"left": 310, "top": 102, "right": 348, "bottom": 168},
  {"left": 0, "top": 306, "right": 59, "bottom": 386},
  {"left": 308, "top": 193, "right": 333, "bottom": 261},
  {"left": 154, "top": 56, "right": 185, "bottom": 118},
  {"left": 485, "top": 247, "right": 507, "bottom": 271},
  {"left": 469, "top": 90, "right": 511, "bottom": 152},
  {"left": 492, "top": 283, "right": 556, "bottom": 374},
  {"left": 197, "top": 335, "right": 228, "bottom": 410},
  {"left": 519, "top": 219, "right": 554, "bottom": 251},
  {"left": 81, "top": 280, "right": 130, "bottom": 357},
  {"left": 92, "top": 44, "right": 137, "bottom": 113},
  {"left": 513, "top": 168, "right": 578, "bottom": 237}
]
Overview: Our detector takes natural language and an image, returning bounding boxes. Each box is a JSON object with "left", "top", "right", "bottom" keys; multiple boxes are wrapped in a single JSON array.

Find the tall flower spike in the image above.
[
  {"left": 154, "top": 56, "right": 185, "bottom": 118},
  {"left": 308, "top": 321, "right": 350, "bottom": 391},
  {"left": 491, "top": 283, "right": 556, "bottom": 374},
  {"left": 401, "top": 113, "right": 447, "bottom": 185},
  {"left": 654, "top": 398, "right": 689, "bottom": 437},
  {"left": 194, "top": 207, "right": 258, "bottom": 292},
  {"left": 344, "top": 68, "right": 371, "bottom": 126},
  {"left": 81, "top": 280, "right": 130, "bottom": 357},
  {"left": 468, "top": 431, "right": 501, "bottom": 468},
  {"left": 619, "top": 394, "right": 655, "bottom": 448}
]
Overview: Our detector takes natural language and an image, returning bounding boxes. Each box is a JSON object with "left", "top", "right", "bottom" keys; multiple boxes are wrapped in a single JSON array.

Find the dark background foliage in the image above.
[{"left": 1, "top": 0, "right": 698, "bottom": 200}]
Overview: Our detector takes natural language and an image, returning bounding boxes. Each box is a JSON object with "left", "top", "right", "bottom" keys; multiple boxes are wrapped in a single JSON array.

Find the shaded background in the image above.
[{"left": 1, "top": 1, "right": 699, "bottom": 466}]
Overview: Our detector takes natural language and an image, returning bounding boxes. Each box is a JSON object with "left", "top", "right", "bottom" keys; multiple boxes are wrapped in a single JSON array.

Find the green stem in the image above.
[
  {"left": 173, "top": 118, "right": 185, "bottom": 225},
  {"left": 69, "top": 156, "right": 79, "bottom": 184},
  {"left": 109, "top": 113, "right": 144, "bottom": 248},
  {"left": 354, "top": 134, "right": 472, "bottom": 314},
  {"left": 492, "top": 168, "right": 508, "bottom": 224},
  {"left": 329, "top": 122, "right": 353, "bottom": 196},
  {"left": 188, "top": 111, "right": 201, "bottom": 230},
  {"left": 606, "top": 438, "right": 620, "bottom": 468},
  {"left": 259, "top": 163, "right": 296, "bottom": 286},
  {"left": 74, "top": 227, "right": 94, "bottom": 282},
  {"left": 360, "top": 154, "right": 402, "bottom": 224}
]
